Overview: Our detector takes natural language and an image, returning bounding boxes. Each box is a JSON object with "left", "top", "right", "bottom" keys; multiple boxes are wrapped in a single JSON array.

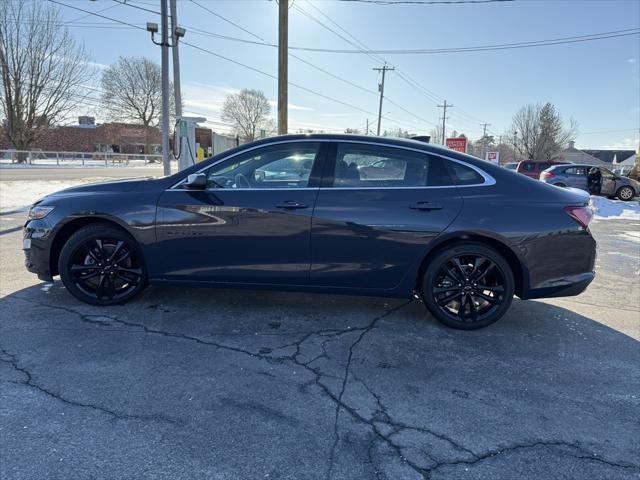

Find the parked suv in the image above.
[
  {"left": 516, "top": 160, "right": 568, "bottom": 179},
  {"left": 540, "top": 164, "right": 639, "bottom": 201}
]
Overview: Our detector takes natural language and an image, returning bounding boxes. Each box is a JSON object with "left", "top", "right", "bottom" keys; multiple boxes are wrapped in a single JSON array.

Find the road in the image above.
[
  {"left": 0, "top": 166, "right": 166, "bottom": 181},
  {"left": 0, "top": 182, "right": 639, "bottom": 479}
]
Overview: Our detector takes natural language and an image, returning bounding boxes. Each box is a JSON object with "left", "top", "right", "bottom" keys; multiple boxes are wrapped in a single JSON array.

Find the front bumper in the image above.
[{"left": 23, "top": 222, "right": 54, "bottom": 282}]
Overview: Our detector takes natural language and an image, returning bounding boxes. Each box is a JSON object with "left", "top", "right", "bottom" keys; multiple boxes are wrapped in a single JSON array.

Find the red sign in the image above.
[{"left": 446, "top": 137, "right": 467, "bottom": 153}]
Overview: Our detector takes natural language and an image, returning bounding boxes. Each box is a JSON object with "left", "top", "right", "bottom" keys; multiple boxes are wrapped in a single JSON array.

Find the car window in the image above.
[
  {"left": 332, "top": 143, "right": 452, "bottom": 188},
  {"left": 565, "top": 167, "right": 587, "bottom": 175},
  {"left": 522, "top": 163, "right": 535, "bottom": 171},
  {"left": 206, "top": 143, "right": 320, "bottom": 189},
  {"left": 447, "top": 162, "right": 485, "bottom": 185}
]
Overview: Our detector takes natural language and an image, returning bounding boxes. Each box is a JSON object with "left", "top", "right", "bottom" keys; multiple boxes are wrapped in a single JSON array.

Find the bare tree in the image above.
[
  {"left": 0, "top": 0, "right": 92, "bottom": 159},
  {"left": 429, "top": 124, "right": 444, "bottom": 145},
  {"left": 509, "top": 102, "right": 578, "bottom": 161},
  {"left": 221, "top": 89, "right": 271, "bottom": 142},
  {"left": 101, "top": 56, "right": 175, "bottom": 154}
]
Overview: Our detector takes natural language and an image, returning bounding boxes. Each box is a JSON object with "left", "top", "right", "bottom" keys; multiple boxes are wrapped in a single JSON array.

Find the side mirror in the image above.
[{"left": 183, "top": 173, "right": 207, "bottom": 190}]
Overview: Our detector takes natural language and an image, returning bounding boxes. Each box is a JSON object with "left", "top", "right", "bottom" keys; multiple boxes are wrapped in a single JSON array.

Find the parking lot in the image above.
[{"left": 1, "top": 184, "right": 639, "bottom": 479}]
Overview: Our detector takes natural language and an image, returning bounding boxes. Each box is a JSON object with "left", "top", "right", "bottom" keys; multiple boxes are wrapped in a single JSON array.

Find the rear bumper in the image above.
[{"left": 521, "top": 271, "right": 595, "bottom": 300}]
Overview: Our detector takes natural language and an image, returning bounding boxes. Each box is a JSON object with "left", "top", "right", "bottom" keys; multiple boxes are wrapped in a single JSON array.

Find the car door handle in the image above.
[
  {"left": 410, "top": 201, "right": 443, "bottom": 211},
  {"left": 276, "top": 201, "right": 308, "bottom": 209}
]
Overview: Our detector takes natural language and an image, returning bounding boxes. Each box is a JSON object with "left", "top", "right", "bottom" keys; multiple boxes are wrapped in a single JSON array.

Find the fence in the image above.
[{"left": 0, "top": 150, "right": 165, "bottom": 167}]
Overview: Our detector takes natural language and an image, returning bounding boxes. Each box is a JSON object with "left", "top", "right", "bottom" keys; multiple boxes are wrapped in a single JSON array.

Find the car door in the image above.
[
  {"left": 310, "top": 142, "right": 463, "bottom": 291},
  {"left": 565, "top": 166, "right": 588, "bottom": 190},
  {"left": 600, "top": 168, "right": 617, "bottom": 196},
  {"left": 155, "top": 141, "right": 325, "bottom": 284}
]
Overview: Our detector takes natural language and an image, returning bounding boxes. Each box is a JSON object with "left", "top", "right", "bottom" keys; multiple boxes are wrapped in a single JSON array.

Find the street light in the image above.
[{"left": 145, "top": 3, "right": 186, "bottom": 176}]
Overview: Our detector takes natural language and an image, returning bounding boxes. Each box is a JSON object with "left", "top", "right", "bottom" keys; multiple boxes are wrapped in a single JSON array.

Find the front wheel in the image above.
[
  {"left": 616, "top": 186, "right": 635, "bottom": 201},
  {"left": 421, "top": 243, "right": 514, "bottom": 330},
  {"left": 59, "top": 224, "right": 147, "bottom": 306}
]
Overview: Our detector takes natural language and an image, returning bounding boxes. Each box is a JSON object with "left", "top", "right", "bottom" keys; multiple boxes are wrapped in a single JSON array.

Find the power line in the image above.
[
  {"left": 273, "top": 28, "right": 640, "bottom": 55},
  {"left": 340, "top": 0, "right": 512, "bottom": 4}
]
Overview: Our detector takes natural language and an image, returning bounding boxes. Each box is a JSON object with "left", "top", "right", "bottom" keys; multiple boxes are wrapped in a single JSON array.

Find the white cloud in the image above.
[
  {"left": 599, "top": 138, "right": 640, "bottom": 150},
  {"left": 267, "top": 100, "right": 313, "bottom": 111}
]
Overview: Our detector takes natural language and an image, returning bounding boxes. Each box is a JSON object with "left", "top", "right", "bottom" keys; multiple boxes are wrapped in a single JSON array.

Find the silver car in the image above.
[{"left": 540, "top": 164, "right": 639, "bottom": 201}]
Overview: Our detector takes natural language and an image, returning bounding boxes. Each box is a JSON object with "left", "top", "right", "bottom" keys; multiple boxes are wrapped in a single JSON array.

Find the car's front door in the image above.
[
  {"left": 310, "top": 142, "right": 463, "bottom": 291},
  {"left": 155, "top": 141, "right": 325, "bottom": 284},
  {"left": 600, "top": 168, "right": 617, "bottom": 196}
]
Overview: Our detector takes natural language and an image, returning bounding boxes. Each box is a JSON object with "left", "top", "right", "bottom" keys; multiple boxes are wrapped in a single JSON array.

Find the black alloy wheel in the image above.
[
  {"left": 59, "top": 224, "right": 147, "bottom": 305},
  {"left": 422, "top": 243, "right": 514, "bottom": 329}
]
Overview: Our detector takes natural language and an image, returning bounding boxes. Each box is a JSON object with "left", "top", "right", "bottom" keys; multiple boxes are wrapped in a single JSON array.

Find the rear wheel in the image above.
[
  {"left": 421, "top": 243, "right": 514, "bottom": 330},
  {"left": 59, "top": 224, "right": 147, "bottom": 305},
  {"left": 616, "top": 186, "right": 635, "bottom": 201}
]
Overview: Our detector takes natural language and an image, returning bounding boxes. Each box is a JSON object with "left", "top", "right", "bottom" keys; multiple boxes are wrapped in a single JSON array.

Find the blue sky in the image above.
[{"left": 56, "top": 0, "right": 639, "bottom": 150}]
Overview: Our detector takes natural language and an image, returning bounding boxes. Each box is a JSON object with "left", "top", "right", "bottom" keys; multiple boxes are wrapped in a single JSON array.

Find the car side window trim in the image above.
[{"left": 169, "top": 138, "right": 495, "bottom": 191}]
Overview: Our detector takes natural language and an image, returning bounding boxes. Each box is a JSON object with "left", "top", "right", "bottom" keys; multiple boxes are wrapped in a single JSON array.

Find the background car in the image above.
[
  {"left": 503, "top": 162, "right": 519, "bottom": 170},
  {"left": 23, "top": 135, "right": 596, "bottom": 330},
  {"left": 516, "top": 160, "right": 569, "bottom": 179},
  {"left": 540, "top": 164, "right": 639, "bottom": 201}
]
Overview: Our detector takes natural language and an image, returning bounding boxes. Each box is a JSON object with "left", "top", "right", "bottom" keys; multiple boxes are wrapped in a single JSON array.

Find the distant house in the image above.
[
  {"left": 562, "top": 141, "right": 637, "bottom": 167},
  {"left": 562, "top": 141, "right": 606, "bottom": 165}
]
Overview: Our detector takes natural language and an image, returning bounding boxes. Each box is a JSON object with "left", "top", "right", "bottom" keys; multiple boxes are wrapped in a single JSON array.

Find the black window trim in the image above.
[{"left": 169, "top": 138, "right": 495, "bottom": 191}]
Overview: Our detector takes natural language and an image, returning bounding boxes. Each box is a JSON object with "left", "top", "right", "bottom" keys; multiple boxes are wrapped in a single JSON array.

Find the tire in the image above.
[
  {"left": 616, "top": 186, "right": 635, "bottom": 201},
  {"left": 421, "top": 243, "right": 514, "bottom": 330},
  {"left": 58, "top": 223, "right": 147, "bottom": 306}
]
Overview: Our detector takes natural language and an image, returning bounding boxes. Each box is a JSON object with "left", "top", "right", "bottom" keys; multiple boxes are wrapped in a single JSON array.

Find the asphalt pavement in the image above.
[{"left": 0, "top": 183, "right": 639, "bottom": 479}]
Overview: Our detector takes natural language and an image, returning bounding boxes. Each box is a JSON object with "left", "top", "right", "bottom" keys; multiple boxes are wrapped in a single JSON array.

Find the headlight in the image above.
[{"left": 28, "top": 205, "right": 55, "bottom": 220}]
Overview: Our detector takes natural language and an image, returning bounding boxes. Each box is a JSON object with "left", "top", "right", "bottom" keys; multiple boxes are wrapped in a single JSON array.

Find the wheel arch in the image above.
[
  {"left": 415, "top": 232, "right": 526, "bottom": 298},
  {"left": 49, "top": 216, "right": 137, "bottom": 277}
]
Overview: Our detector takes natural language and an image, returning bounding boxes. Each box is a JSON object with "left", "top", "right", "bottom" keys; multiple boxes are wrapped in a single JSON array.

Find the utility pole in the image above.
[
  {"left": 365, "top": 118, "right": 369, "bottom": 135},
  {"left": 374, "top": 63, "right": 394, "bottom": 136},
  {"left": 481, "top": 122, "right": 491, "bottom": 158},
  {"left": 159, "top": 0, "right": 170, "bottom": 175},
  {"left": 170, "top": 0, "right": 182, "bottom": 119},
  {"left": 278, "top": 0, "right": 288, "bottom": 135},
  {"left": 437, "top": 100, "right": 453, "bottom": 145}
]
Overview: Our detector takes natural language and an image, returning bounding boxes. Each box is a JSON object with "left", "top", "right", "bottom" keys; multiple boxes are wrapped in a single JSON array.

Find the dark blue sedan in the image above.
[{"left": 23, "top": 135, "right": 596, "bottom": 329}]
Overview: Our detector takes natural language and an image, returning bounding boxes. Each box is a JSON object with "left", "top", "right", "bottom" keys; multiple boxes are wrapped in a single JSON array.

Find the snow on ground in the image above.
[
  {"left": 590, "top": 195, "right": 640, "bottom": 221},
  {"left": 0, "top": 179, "right": 107, "bottom": 212}
]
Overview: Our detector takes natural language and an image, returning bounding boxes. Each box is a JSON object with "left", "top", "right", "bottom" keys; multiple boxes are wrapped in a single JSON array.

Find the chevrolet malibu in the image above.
[{"left": 23, "top": 135, "right": 596, "bottom": 330}]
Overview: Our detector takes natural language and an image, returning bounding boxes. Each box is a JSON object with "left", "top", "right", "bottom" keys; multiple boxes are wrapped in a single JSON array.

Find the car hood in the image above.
[{"left": 34, "top": 177, "right": 153, "bottom": 205}]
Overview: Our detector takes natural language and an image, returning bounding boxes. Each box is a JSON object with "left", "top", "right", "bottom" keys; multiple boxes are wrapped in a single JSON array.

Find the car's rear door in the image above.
[
  {"left": 310, "top": 141, "right": 463, "bottom": 291},
  {"left": 155, "top": 141, "right": 326, "bottom": 285}
]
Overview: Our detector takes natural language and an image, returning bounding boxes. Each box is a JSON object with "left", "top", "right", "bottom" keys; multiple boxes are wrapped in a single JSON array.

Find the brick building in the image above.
[{"left": 0, "top": 118, "right": 162, "bottom": 154}]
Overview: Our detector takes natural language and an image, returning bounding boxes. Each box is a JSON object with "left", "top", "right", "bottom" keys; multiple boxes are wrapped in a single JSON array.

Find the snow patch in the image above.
[
  {"left": 0, "top": 179, "right": 106, "bottom": 212},
  {"left": 590, "top": 195, "right": 640, "bottom": 221}
]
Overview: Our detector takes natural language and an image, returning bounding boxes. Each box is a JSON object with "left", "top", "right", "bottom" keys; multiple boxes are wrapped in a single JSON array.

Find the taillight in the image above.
[
  {"left": 541, "top": 171, "right": 556, "bottom": 180},
  {"left": 565, "top": 206, "right": 593, "bottom": 228}
]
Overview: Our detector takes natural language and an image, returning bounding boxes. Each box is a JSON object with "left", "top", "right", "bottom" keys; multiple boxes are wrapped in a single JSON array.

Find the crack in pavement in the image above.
[
  {"left": 6, "top": 294, "right": 638, "bottom": 477},
  {"left": 326, "top": 300, "right": 413, "bottom": 480},
  {"left": 423, "top": 440, "right": 640, "bottom": 478},
  {"left": 0, "top": 348, "right": 177, "bottom": 425}
]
